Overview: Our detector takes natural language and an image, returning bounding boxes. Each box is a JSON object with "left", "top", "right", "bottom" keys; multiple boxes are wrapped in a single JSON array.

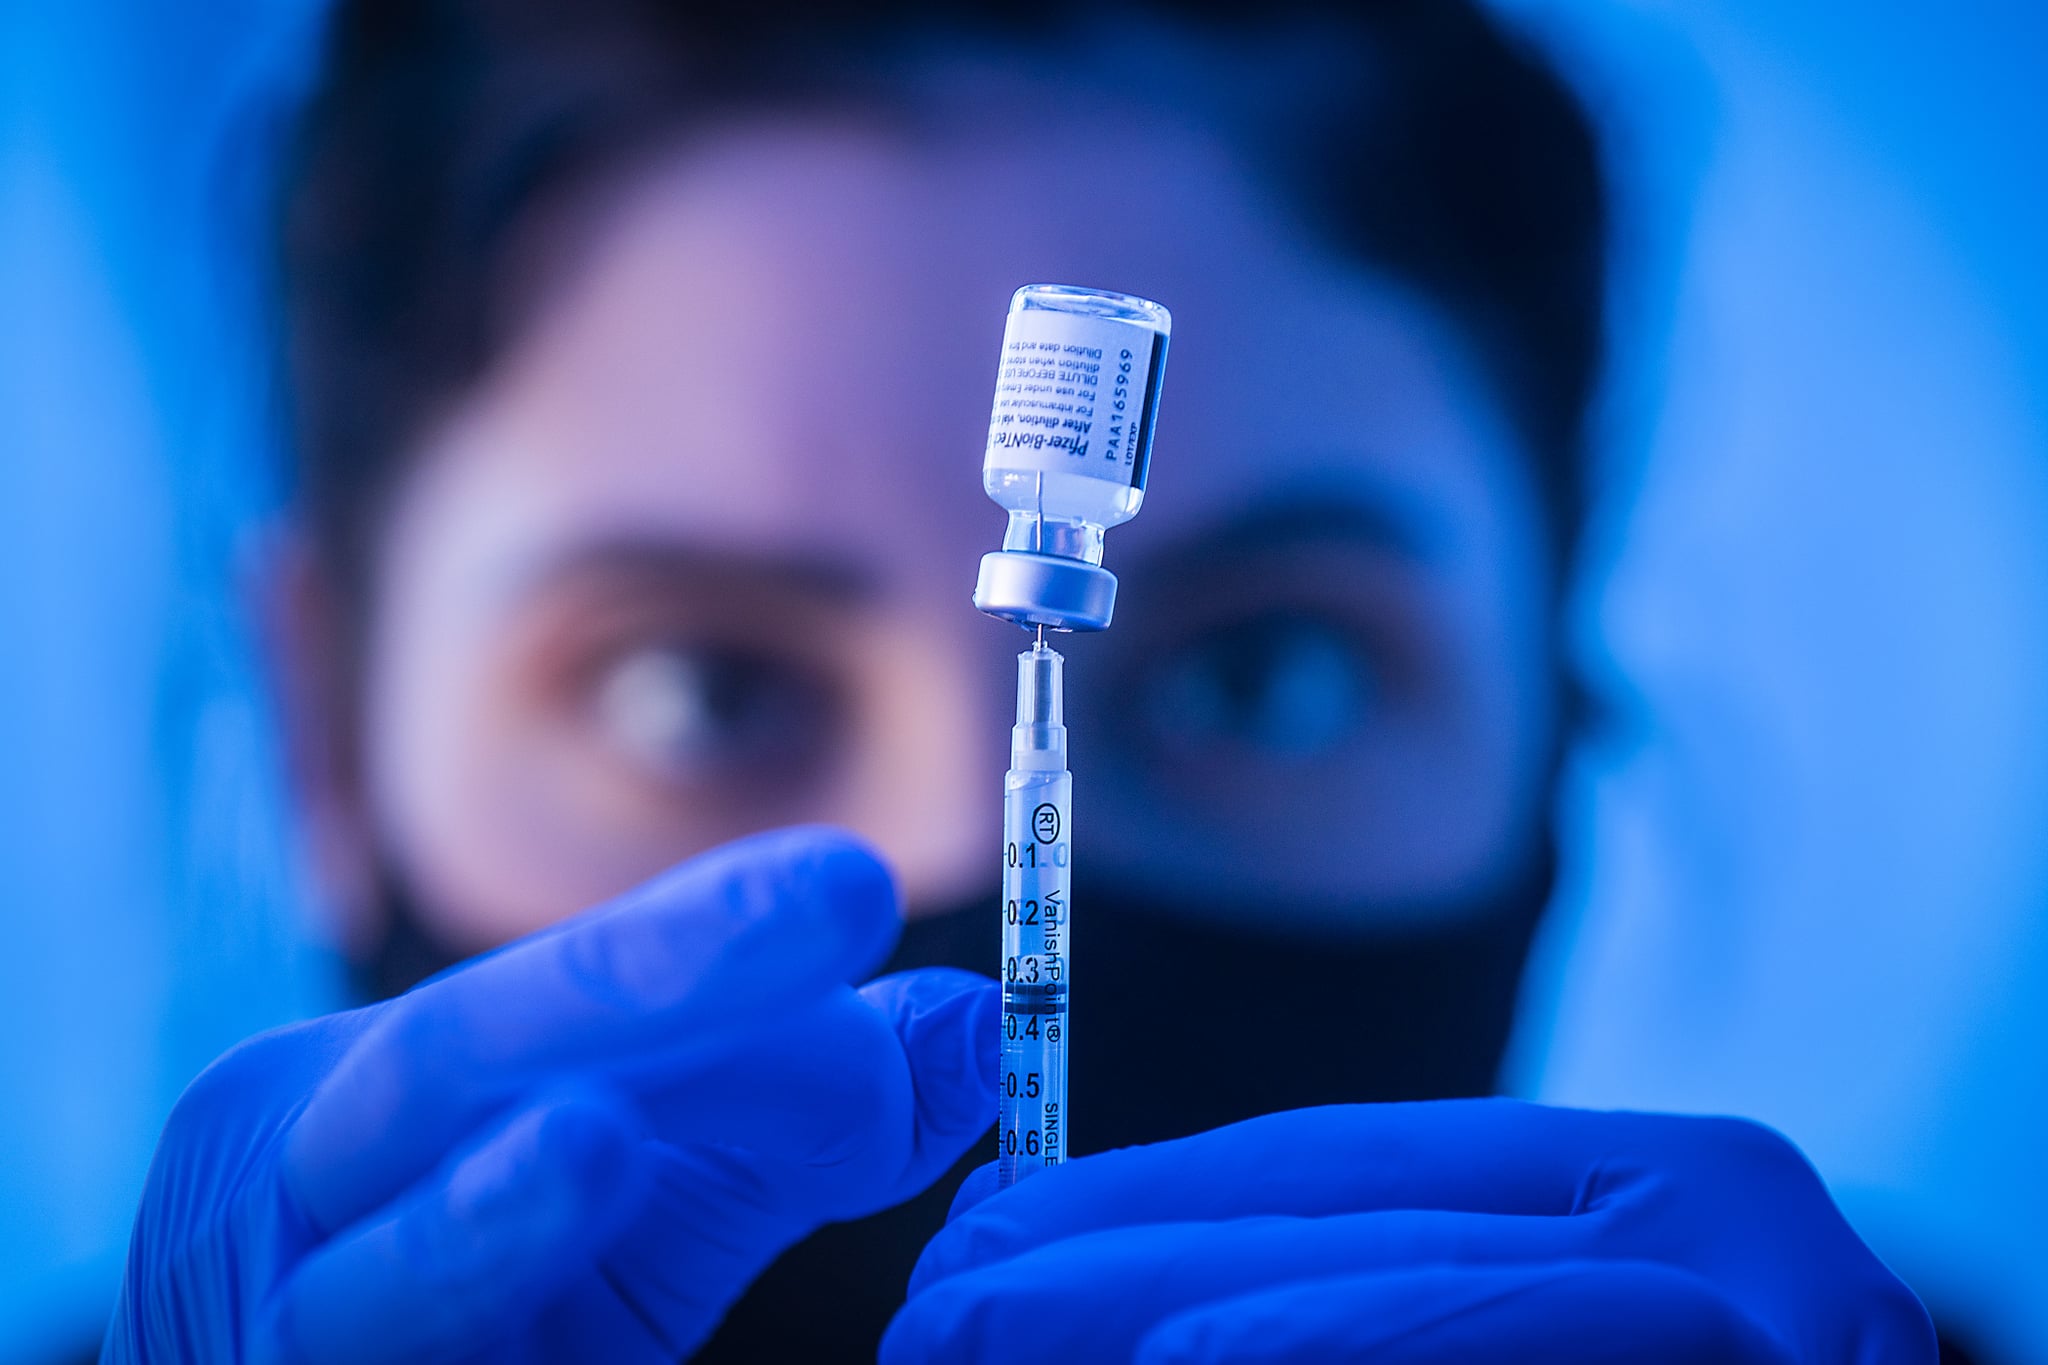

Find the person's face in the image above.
[{"left": 301, "top": 98, "right": 1559, "bottom": 960}]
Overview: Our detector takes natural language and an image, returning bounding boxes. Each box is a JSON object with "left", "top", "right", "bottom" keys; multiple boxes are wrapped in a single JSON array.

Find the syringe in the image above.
[
  {"left": 971, "top": 283, "right": 1171, "bottom": 1188},
  {"left": 998, "top": 637, "right": 1070, "bottom": 1186}
]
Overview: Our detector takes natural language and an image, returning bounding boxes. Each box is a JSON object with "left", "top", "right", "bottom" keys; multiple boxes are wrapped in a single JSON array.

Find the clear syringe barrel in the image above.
[{"left": 998, "top": 643, "right": 1071, "bottom": 1187}]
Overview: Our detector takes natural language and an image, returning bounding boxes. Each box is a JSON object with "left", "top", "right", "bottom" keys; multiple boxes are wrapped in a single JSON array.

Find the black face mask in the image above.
[
  {"left": 707, "top": 864, "right": 1556, "bottom": 1364},
  {"left": 355, "top": 865, "right": 1548, "bottom": 1114},
  {"left": 346, "top": 869, "right": 468, "bottom": 1003},
  {"left": 351, "top": 860, "right": 1553, "bottom": 1364},
  {"left": 884, "top": 865, "right": 1554, "bottom": 1149}
]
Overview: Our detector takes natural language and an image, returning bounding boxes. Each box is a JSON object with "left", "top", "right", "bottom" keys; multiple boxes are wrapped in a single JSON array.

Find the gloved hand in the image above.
[
  {"left": 887, "top": 1099, "right": 1936, "bottom": 1364},
  {"left": 103, "top": 826, "right": 996, "bottom": 1364}
]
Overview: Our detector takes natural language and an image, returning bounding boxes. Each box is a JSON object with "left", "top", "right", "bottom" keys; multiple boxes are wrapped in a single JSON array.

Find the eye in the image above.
[
  {"left": 1139, "top": 613, "right": 1376, "bottom": 762},
  {"left": 587, "top": 643, "right": 833, "bottom": 785}
]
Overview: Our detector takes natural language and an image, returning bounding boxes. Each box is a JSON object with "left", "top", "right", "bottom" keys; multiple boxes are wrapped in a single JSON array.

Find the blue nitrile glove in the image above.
[
  {"left": 102, "top": 826, "right": 997, "bottom": 1364},
  {"left": 887, "top": 1099, "right": 1935, "bottom": 1365}
]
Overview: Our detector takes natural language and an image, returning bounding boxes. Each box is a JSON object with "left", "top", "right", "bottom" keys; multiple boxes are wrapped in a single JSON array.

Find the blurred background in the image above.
[{"left": 3, "top": 2, "right": 2045, "bottom": 1362}]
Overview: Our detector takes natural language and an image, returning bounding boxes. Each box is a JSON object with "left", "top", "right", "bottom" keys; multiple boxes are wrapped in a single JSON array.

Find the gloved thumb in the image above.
[{"left": 859, "top": 968, "right": 1000, "bottom": 1205}]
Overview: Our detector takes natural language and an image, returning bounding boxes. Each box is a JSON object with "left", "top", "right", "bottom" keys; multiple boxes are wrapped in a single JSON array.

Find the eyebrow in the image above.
[{"left": 517, "top": 535, "right": 882, "bottom": 606}]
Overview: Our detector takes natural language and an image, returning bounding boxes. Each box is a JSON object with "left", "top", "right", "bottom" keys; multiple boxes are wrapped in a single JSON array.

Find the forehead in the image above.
[{"left": 412, "top": 106, "right": 1528, "bottom": 599}]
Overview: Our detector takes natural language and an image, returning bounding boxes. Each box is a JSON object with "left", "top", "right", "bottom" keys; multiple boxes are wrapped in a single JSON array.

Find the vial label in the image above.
[{"left": 985, "top": 308, "right": 1166, "bottom": 489}]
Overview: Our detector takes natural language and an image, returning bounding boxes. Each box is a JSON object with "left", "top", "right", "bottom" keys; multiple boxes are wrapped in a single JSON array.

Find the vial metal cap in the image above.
[{"left": 974, "top": 551, "right": 1117, "bottom": 632}]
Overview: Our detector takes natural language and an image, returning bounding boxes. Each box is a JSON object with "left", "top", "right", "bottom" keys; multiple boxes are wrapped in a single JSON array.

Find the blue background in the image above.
[{"left": 3, "top": 2, "right": 2044, "bottom": 1359}]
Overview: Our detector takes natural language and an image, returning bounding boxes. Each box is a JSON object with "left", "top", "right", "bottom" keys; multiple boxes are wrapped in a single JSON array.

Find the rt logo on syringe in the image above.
[{"left": 1033, "top": 803, "right": 1062, "bottom": 843}]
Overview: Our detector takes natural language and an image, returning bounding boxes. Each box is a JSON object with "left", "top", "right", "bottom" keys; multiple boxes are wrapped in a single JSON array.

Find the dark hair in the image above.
[{"left": 283, "top": 0, "right": 1606, "bottom": 589}]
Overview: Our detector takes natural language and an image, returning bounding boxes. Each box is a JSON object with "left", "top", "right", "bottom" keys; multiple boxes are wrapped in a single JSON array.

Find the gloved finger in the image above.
[
  {"left": 1134, "top": 1261, "right": 1793, "bottom": 1365},
  {"left": 577, "top": 974, "right": 1001, "bottom": 1357},
  {"left": 625, "top": 969, "right": 996, "bottom": 1218},
  {"left": 857, "top": 968, "right": 1000, "bottom": 1206},
  {"left": 885, "top": 1207, "right": 1592, "bottom": 1364},
  {"left": 283, "top": 826, "right": 900, "bottom": 1233},
  {"left": 256, "top": 1082, "right": 654, "bottom": 1365},
  {"left": 917, "top": 1100, "right": 1592, "bottom": 1291},
  {"left": 947, "top": 1160, "right": 1000, "bottom": 1221},
  {"left": 539, "top": 1141, "right": 825, "bottom": 1362},
  {"left": 627, "top": 988, "right": 907, "bottom": 1169}
]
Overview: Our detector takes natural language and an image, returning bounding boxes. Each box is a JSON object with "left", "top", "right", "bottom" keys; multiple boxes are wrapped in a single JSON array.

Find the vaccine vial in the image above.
[{"left": 973, "top": 284, "right": 1171, "bottom": 631}]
